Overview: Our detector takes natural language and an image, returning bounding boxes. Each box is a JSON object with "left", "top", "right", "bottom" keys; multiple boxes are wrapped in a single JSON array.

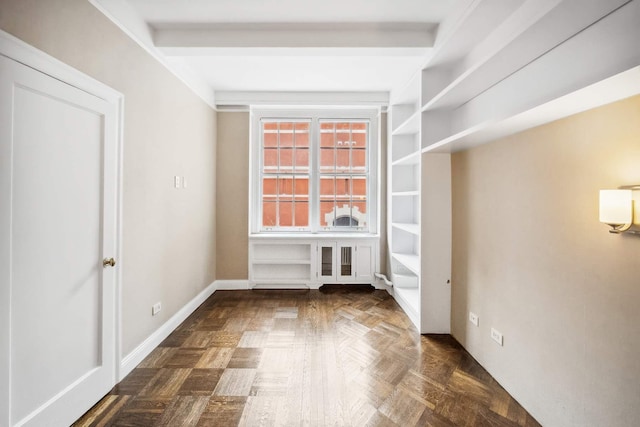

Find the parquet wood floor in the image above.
[{"left": 74, "top": 286, "right": 541, "bottom": 426}]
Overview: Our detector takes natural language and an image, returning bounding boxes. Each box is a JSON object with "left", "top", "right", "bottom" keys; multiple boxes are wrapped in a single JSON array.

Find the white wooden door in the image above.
[
  {"left": 355, "top": 242, "right": 375, "bottom": 282},
  {"left": 337, "top": 244, "right": 356, "bottom": 282},
  {"left": 318, "top": 243, "right": 337, "bottom": 282},
  {"left": 0, "top": 54, "right": 117, "bottom": 426}
]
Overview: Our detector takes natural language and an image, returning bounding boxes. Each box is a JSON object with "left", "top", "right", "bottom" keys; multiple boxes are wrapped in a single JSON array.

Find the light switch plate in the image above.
[{"left": 469, "top": 312, "right": 479, "bottom": 327}]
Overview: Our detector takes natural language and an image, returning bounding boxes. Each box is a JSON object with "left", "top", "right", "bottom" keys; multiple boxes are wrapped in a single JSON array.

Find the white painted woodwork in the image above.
[
  {"left": 88, "top": 0, "right": 217, "bottom": 108},
  {"left": 215, "top": 91, "right": 389, "bottom": 109},
  {"left": 420, "top": 154, "right": 452, "bottom": 334},
  {"left": 0, "top": 52, "right": 118, "bottom": 426},
  {"left": 249, "top": 237, "right": 379, "bottom": 288},
  {"left": 154, "top": 23, "right": 436, "bottom": 50},
  {"left": 319, "top": 243, "right": 338, "bottom": 283},
  {"left": 125, "top": 0, "right": 455, "bottom": 24},
  {"left": 388, "top": 73, "right": 453, "bottom": 334},
  {"left": 354, "top": 241, "right": 375, "bottom": 282}
]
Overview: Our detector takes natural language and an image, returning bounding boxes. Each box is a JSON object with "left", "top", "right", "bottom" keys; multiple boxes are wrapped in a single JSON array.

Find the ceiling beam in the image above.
[{"left": 153, "top": 22, "right": 437, "bottom": 51}]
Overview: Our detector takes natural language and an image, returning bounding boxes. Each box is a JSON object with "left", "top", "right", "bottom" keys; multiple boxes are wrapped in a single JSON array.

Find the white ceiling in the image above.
[{"left": 94, "top": 0, "right": 459, "bottom": 103}]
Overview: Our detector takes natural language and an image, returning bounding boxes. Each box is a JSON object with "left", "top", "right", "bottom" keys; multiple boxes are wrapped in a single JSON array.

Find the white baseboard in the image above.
[
  {"left": 119, "top": 281, "right": 217, "bottom": 380},
  {"left": 216, "top": 280, "right": 250, "bottom": 290}
]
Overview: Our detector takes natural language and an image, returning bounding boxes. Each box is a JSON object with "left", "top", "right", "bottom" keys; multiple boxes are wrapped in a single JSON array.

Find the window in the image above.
[
  {"left": 251, "top": 109, "right": 378, "bottom": 234},
  {"left": 261, "top": 121, "right": 310, "bottom": 229},
  {"left": 319, "top": 121, "right": 368, "bottom": 229}
]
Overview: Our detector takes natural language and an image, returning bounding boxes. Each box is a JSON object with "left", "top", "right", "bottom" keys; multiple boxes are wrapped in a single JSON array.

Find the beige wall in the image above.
[
  {"left": 379, "top": 112, "right": 388, "bottom": 276},
  {"left": 216, "top": 112, "right": 250, "bottom": 279},
  {"left": 0, "top": 0, "right": 217, "bottom": 356},
  {"left": 215, "top": 111, "right": 388, "bottom": 280},
  {"left": 451, "top": 95, "right": 640, "bottom": 426}
]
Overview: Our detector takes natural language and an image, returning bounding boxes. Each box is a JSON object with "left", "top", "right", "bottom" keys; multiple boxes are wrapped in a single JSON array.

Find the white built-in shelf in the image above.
[
  {"left": 391, "top": 111, "right": 420, "bottom": 136},
  {"left": 391, "top": 190, "right": 419, "bottom": 197},
  {"left": 252, "top": 259, "right": 311, "bottom": 265},
  {"left": 250, "top": 279, "right": 311, "bottom": 285},
  {"left": 393, "top": 272, "right": 419, "bottom": 289},
  {"left": 391, "top": 252, "right": 420, "bottom": 276},
  {"left": 391, "top": 151, "right": 420, "bottom": 166},
  {"left": 392, "top": 222, "right": 420, "bottom": 236},
  {"left": 421, "top": 66, "right": 640, "bottom": 154},
  {"left": 392, "top": 286, "right": 419, "bottom": 326}
]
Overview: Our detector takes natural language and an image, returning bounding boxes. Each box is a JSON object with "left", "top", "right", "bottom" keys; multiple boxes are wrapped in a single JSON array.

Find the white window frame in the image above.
[{"left": 250, "top": 107, "right": 379, "bottom": 235}]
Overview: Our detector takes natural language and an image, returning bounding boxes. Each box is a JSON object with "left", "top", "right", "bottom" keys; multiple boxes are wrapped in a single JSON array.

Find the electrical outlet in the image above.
[
  {"left": 174, "top": 176, "right": 181, "bottom": 188},
  {"left": 491, "top": 328, "right": 503, "bottom": 346},
  {"left": 469, "top": 312, "right": 479, "bottom": 327},
  {"left": 152, "top": 302, "right": 162, "bottom": 316}
]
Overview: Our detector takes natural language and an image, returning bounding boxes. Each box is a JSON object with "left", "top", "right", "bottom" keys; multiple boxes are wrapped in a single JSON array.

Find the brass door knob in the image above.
[{"left": 103, "top": 258, "right": 116, "bottom": 268}]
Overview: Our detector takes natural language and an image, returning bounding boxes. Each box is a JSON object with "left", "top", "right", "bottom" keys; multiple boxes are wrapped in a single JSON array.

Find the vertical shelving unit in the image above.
[
  {"left": 389, "top": 74, "right": 422, "bottom": 327},
  {"left": 389, "top": 69, "right": 452, "bottom": 334}
]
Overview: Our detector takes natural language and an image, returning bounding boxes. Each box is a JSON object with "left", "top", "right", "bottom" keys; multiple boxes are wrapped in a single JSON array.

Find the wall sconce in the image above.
[{"left": 599, "top": 186, "right": 640, "bottom": 234}]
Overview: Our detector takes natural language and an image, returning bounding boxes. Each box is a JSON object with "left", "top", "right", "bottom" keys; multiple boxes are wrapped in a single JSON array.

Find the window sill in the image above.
[{"left": 249, "top": 232, "right": 379, "bottom": 240}]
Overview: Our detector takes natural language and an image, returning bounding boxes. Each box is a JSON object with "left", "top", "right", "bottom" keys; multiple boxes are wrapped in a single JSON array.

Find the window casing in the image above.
[{"left": 251, "top": 108, "right": 379, "bottom": 234}]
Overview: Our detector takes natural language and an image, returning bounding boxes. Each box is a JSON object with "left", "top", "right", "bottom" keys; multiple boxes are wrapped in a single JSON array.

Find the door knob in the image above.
[{"left": 103, "top": 258, "right": 116, "bottom": 268}]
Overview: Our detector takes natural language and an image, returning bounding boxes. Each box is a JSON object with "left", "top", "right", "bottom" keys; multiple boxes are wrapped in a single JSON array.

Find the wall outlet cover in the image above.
[
  {"left": 491, "top": 328, "right": 503, "bottom": 346},
  {"left": 152, "top": 302, "right": 162, "bottom": 316},
  {"left": 469, "top": 312, "right": 479, "bottom": 327}
]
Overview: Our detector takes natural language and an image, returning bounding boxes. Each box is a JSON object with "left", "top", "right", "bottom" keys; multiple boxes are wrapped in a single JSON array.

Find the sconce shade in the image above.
[{"left": 599, "top": 189, "right": 632, "bottom": 224}]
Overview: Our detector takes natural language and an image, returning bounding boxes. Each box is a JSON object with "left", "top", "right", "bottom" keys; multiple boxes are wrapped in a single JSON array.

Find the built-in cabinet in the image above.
[
  {"left": 388, "top": 71, "right": 452, "bottom": 334},
  {"left": 249, "top": 236, "right": 378, "bottom": 288}
]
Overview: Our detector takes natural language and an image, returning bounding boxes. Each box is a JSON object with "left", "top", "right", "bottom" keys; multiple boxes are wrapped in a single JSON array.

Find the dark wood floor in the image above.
[{"left": 74, "top": 286, "right": 540, "bottom": 426}]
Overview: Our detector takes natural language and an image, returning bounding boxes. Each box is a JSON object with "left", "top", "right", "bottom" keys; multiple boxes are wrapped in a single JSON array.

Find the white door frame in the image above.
[{"left": 0, "top": 29, "right": 124, "bottom": 422}]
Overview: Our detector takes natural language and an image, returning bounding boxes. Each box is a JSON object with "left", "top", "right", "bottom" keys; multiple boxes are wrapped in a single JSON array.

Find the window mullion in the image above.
[{"left": 310, "top": 118, "right": 319, "bottom": 233}]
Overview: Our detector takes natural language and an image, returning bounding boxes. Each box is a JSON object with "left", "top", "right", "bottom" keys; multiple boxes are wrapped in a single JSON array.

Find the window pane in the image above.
[
  {"left": 320, "top": 126, "right": 335, "bottom": 147},
  {"left": 278, "top": 177, "right": 293, "bottom": 196},
  {"left": 351, "top": 129, "right": 366, "bottom": 148},
  {"left": 263, "top": 201, "right": 277, "bottom": 227},
  {"left": 352, "top": 177, "right": 366, "bottom": 196},
  {"left": 264, "top": 131, "right": 278, "bottom": 147},
  {"left": 280, "top": 131, "right": 293, "bottom": 147},
  {"left": 294, "top": 177, "right": 309, "bottom": 198},
  {"left": 263, "top": 148, "right": 278, "bottom": 171},
  {"left": 335, "top": 177, "right": 350, "bottom": 197},
  {"left": 263, "top": 177, "right": 277, "bottom": 196},
  {"left": 279, "top": 201, "right": 293, "bottom": 227},
  {"left": 336, "top": 130, "right": 350, "bottom": 147},
  {"left": 279, "top": 148, "right": 293, "bottom": 171},
  {"left": 320, "top": 148, "right": 335, "bottom": 172},
  {"left": 294, "top": 148, "right": 309, "bottom": 172},
  {"left": 320, "top": 201, "right": 335, "bottom": 227},
  {"left": 352, "top": 148, "right": 366, "bottom": 171},
  {"left": 295, "top": 123, "right": 309, "bottom": 147},
  {"left": 336, "top": 148, "right": 350, "bottom": 171},
  {"left": 353, "top": 201, "right": 367, "bottom": 222},
  {"left": 353, "top": 201, "right": 366, "bottom": 213},
  {"left": 294, "top": 201, "right": 308, "bottom": 227},
  {"left": 320, "top": 176, "right": 335, "bottom": 197}
]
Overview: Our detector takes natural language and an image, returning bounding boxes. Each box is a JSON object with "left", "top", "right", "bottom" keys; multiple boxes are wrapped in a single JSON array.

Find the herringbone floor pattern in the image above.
[{"left": 74, "top": 286, "right": 540, "bottom": 426}]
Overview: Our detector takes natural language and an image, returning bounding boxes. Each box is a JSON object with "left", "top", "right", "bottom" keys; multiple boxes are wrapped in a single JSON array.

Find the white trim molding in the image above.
[
  {"left": 0, "top": 30, "right": 123, "bottom": 104},
  {"left": 89, "top": 0, "right": 216, "bottom": 108},
  {"left": 215, "top": 280, "right": 251, "bottom": 290}
]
